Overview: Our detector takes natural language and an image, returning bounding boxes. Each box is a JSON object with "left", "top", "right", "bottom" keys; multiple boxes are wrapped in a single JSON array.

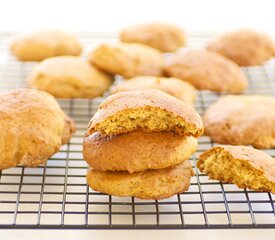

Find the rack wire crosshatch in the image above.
[{"left": 0, "top": 32, "right": 275, "bottom": 229}]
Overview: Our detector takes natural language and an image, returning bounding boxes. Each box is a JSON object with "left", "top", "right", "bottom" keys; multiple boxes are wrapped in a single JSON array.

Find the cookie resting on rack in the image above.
[
  {"left": 0, "top": 89, "right": 75, "bottom": 170},
  {"left": 10, "top": 30, "right": 82, "bottom": 61},
  {"left": 110, "top": 76, "right": 196, "bottom": 104},
  {"left": 87, "top": 161, "right": 194, "bottom": 200},
  {"left": 203, "top": 95, "right": 275, "bottom": 148},
  {"left": 28, "top": 56, "right": 112, "bottom": 98},
  {"left": 120, "top": 22, "right": 186, "bottom": 52}
]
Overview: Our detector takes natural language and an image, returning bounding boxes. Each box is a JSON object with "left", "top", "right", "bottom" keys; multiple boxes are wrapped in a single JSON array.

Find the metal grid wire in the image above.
[{"left": 0, "top": 32, "right": 275, "bottom": 229}]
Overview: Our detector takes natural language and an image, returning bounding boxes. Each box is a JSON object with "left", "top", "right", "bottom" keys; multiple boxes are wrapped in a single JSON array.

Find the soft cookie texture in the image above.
[
  {"left": 207, "top": 30, "right": 275, "bottom": 66},
  {"left": 89, "top": 43, "right": 164, "bottom": 78},
  {"left": 164, "top": 50, "right": 247, "bottom": 93},
  {"left": 197, "top": 145, "right": 275, "bottom": 193},
  {"left": 110, "top": 76, "right": 196, "bottom": 104},
  {"left": 87, "top": 161, "right": 194, "bottom": 200},
  {"left": 28, "top": 56, "right": 112, "bottom": 98},
  {"left": 88, "top": 89, "right": 204, "bottom": 137},
  {"left": 203, "top": 95, "right": 275, "bottom": 148},
  {"left": 120, "top": 22, "right": 186, "bottom": 52},
  {"left": 10, "top": 30, "right": 82, "bottom": 61},
  {"left": 83, "top": 131, "right": 197, "bottom": 173},
  {"left": 0, "top": 89, "right": 76, "bottom": 170}
]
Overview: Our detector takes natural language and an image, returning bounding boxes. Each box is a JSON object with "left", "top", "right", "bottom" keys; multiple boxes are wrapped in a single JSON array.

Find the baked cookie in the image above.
[
  {"left": 83, "top": 131, "right": 197, "bottom": 173},
  {"left": 120, "top": 22, "right": 186, "bottom": 52},
  {"left": 0, "top": 89, "right": 76, "bottom": 170},
  {"left": 110, "top": 76, "right": 196, "bottom": 104},
  {"left": 87, "top": 161, "right": 194, "bottom": 200},
  {"left": 203, "top": 95, "right": 275, "bottom": 148},
  {"left": 28, "top": 56, "right": 112, "bottom": 98},
  {"left": 197, "top": 145, "right": 275, "bottom": 193},
  {"left": 10, "top": 30, "right": 82, "bottom": 61},
  {"left": 207, "top": 30, "right": 275, "bottom": 66},
  {"left": 164, "top": 50, "right": 247, "bottom": 93},
  {"left": 88, "top": 89, "right": 203, "bottom": 137},
  {"left": 89, "top": 43, "right": 164, "bottom": 78}
]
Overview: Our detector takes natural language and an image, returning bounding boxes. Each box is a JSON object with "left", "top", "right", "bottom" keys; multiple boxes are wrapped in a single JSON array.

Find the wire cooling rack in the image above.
[{"left": 0, "top": 32, "right": 275, "bottom": 229}]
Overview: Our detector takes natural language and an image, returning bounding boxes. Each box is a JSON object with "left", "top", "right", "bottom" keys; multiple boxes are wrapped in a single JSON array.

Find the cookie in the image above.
[
  {"left": 164, "top": 50, "right": 247, "bottom": 93},
  {"left": 0, "top": 89, "right": 75, "bottom": 170},
  {"left": 83, "top": 131, "right": 197, "bottom": 173},
  {"left": 87, "top": 161, "right": 194, "bottom": 200},
  {"left": 110, "top": 76, "right": 196, "bottom": 104},
  {"left": 28, "top": 56, "right": 113, "bottom": 98},
  {"left": 207, "top": 30, "right": 275, "bottom": 66},
  {"left": 197, "top": 145, "right": 275, "bottom": 193},
  {"left": 89, "top": 43, "right": 164, "bottom": 78},
  {"left": 88, "top": 89, "right": 204, "bottom": 137},
  {"left": 10, "top": 30, "right": 82, "bottom": 61},
  {"left": 203, "top": 95, "right": 275, "bottom": 148},
  {"left": 120, "top": 22, "right": 186, "bottom": 52}
]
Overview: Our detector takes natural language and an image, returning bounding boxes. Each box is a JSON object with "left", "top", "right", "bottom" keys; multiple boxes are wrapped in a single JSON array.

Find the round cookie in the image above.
[
  {"left": 10, "top": 30, "right": 82, "bottom": 61},
  {"left": 89, "top": 43, "right": 164, "bottom": 78},
  {"left": 110, "top": 76, "right": 196, "bottom": 104},
  {"left": 164, "top": 50, "right": 247, "bottom": 93},
  {"left": 198, "top": 145, "right": 275, "bottom": 193},
  {"left": 120, "top": 22, "right": 186, "bottom": 52},
  {"left": 87, "top": 161, "right": 194, "bottom": 200},
  {"left": 88, "top": 89, "right": 204, "bottom": 137},
  {"left": 203, "top": 95, "right": 275, "bottom": 148},
  {"left": 207, "top": 30, "right": 275, "bottom": 66},
  {"left": 0, "top": 89, "right": 76, "bottom": 170},
  {"left": 28, "top": 56, "right": 113, "bottom": 98},
  {"left": 83, "top": 131, "right": 197, "bottom": 173}
]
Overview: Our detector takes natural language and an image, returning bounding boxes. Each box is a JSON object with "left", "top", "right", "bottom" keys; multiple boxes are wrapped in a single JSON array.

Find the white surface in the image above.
[
  {"left": 1, "top": 1, "right": 275, "bottom": 239},
  {"left": 0, "top": 229, "right": 274, "bottom": 240},
  {"left": 0, "top": 0, "right": 274, "bottom": 36}
]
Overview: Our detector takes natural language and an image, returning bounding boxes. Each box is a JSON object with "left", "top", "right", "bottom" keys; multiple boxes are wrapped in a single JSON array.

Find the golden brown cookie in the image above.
[
  {"left": 120, "top": 22, "right": 186, "bottom": 52},
  {"left": 10, "top": 30, "right": 82, "bottom": 61},
  {"left": 28, "top": 56, "right": 112, "bottom": 98},
  {"left": 110, "top": 76, "right": 196, "bottom": 104},
  {"left": 89, "top": 43, "right": 164, "bottom": 78},
  {"left": 83, "top": 131, "right": 197, "bottom": 173},
  {"left": 88, "top": 89, "right": 204, "bottom": 137},
  {"left": 203, "top": 95, "right": 275, "bottom": 149},
  {"left": 207, "top": 30, "right": 275, "bottom": 66},
  {"left": 0, "top": 89, "right": 76, "bottom": 170},
  {"left": 197, "top": 145, "right": 275, "bottom": 193},
  {"left": 164, "top": 50, "right": 247, "bottom": 93},
  {"left": 87, "top": 161, "right": 194, "bottom": 200}
]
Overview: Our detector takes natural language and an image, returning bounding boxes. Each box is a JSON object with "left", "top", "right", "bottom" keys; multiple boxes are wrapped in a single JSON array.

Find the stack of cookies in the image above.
[{"left": 83, "top": 89, "right": 203, "bottom": 200}]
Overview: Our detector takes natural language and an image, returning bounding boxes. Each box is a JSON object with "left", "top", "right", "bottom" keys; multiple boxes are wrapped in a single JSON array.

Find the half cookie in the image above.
[
  {"left": 197, "top": 145, "right": 275, "bottom": 193},
  {"left": 88, "top": 89, "right": 203, "bottom": 137},
  {"left": 87, "top": 161, "right": 194, "bottom": 200}
]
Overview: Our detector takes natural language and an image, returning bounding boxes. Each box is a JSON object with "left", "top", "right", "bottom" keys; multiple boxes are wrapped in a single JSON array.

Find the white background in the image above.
[
  {"left": 0, "top": 0, "right": 275, "bottom": 239},
  {"left": 0, "top": 0, "right": 274, "bottom": 37}
]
